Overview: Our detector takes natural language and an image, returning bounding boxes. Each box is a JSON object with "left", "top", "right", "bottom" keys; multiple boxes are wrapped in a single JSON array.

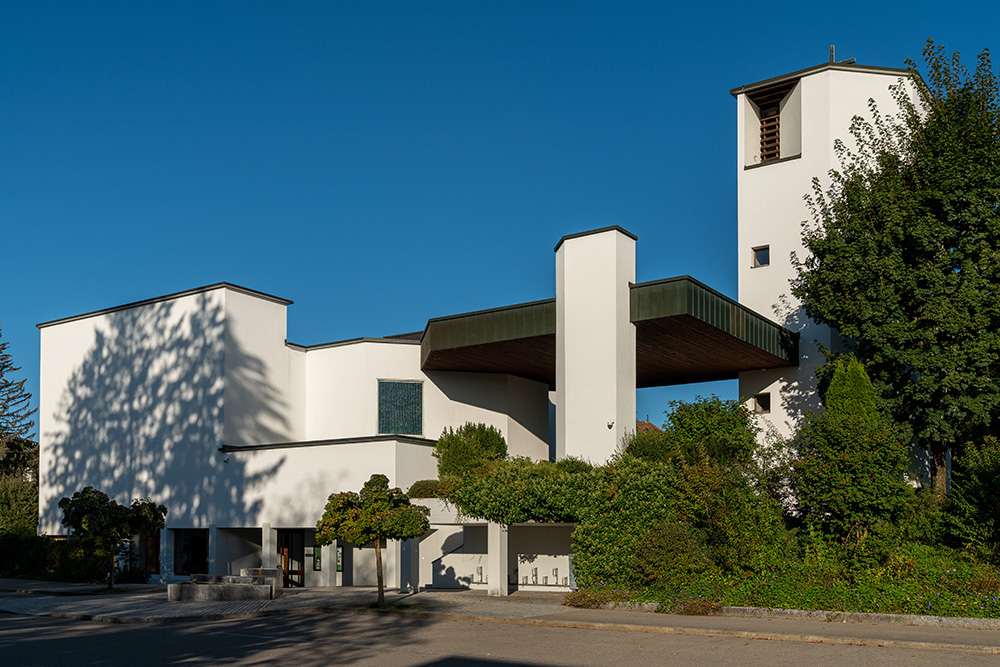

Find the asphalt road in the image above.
[{"left": 2, "top": 610, "right": 998, "bottom": 667}]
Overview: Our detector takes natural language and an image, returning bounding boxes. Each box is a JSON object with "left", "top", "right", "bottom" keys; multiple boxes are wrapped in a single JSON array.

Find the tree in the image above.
[
  {"left": 792, "top": 358, "right": 910, "bottom": 546},
  {"left": 0, "top": 326, "right": 38, "bottom": 535},
  {"left": 315, "top": 474, "right": 429, "bottom": 604},
  {"left": 58, "top": 486, "right": 167, "bottom": 588},
  {"left": 793, "top": 41, "right": 1000, "bottom": 492},
  {"left": 433, "top": 422, "right": 507, "bottom": 479}
]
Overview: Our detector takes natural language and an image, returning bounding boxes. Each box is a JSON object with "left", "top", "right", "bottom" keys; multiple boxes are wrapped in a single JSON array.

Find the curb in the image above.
[{"left": 603, "top": 601, "right": 1000, "bottom": 631}]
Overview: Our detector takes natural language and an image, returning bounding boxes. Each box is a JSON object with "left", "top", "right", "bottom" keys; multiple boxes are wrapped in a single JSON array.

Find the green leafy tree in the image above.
[
  {"left": 0, "top": 326, "right": 38, "bottom": 535},
  {"left": 624, "top": 395, "right": 758, "bottom": 466},
  {"left": 315, "top": 474, "right": 429, "bottom": 604},
  {"left": 793, "top": 41, "right": 1000, "bottom": 492},
  {"left": 433, "top": 422, "right": 507, "bottom": 479},
  {"left": 58, "top": 487, "right": 167, "bottom": 588}
]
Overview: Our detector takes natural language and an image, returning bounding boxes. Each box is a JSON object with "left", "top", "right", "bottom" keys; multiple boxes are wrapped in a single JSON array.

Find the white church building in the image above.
[{"left": 36, "top": 57, "right": 914, "bottom": 594}]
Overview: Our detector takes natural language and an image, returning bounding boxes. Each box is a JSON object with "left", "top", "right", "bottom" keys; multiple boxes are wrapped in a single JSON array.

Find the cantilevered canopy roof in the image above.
[{"left": 420, "top": 276, "right": 797, "bottom": 389}]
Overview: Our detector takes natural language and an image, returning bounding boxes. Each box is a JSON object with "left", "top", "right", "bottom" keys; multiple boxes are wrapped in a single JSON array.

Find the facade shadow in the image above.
[{"left": 41, "top": 294, "right": 288, "bottom": 533}]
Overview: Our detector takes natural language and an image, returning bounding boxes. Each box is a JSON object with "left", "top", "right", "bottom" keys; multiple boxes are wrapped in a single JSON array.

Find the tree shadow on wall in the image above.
[{"left": 43, "top": 294, "right": 288, "bottom": 531}]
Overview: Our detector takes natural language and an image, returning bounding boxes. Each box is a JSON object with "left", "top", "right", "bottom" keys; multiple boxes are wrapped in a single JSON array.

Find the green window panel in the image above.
[{"left": 378, "top": 380, "right": 423, "bottom": 435}]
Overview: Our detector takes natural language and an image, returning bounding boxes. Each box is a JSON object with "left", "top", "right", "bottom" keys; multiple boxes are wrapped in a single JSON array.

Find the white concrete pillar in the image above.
[
  {"left": 159, "top": 528, "right": 174, "bottom": 583},
  {"left": 487, "top": 522, "right": 509, "bottom": 597},
  {"left": 555, "top": 226, "right": 637, "bottom": 463},
  {"left": 261, "top": 523, "right": 276, "bottom": 568},
  {"left": 208, "top": 525, "right": 218, "bottom": 574}
]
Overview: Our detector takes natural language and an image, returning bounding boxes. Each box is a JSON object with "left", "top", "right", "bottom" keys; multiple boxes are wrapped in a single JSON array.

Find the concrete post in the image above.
[
  {"left": 555, "top": 226, "right": 637, "bottom": 463},
  {"left": 487, "top": 522, "right": 509, "bottom": 597},
  {"left": 261, "top": 523, "right": 276, "bottom": 569},
  {"left": 208, "top": 525, "right": 218, "bottom": 574},
  {"left": 159, "top": 528, "right": 173, "bottom": 583}
]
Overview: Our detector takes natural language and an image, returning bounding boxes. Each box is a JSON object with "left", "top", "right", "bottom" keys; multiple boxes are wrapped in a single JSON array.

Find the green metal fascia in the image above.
[
  {"left": 421, "top": 299, "right": 556, "bottom": 359},
  {"left": 630, "top": 277, "right": 798, "bottom": 363}
]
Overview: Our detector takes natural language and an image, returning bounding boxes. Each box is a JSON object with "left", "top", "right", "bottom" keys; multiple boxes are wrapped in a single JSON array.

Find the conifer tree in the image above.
[{"left": 0, "top": 325, "right": 37, "bottom": 467}]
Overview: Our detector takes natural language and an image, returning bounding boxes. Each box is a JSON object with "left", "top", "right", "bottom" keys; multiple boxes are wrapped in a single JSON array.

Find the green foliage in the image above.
[
  {"left": 52, "top": 536, "right": 112, "bottom": 584},
  {"left": 623, "top": 395, "right": 759, "bottom": 466},
  {"left": 315, "top": 474, "right": 430, "bottom": 603},
  {"left": 57, "top": 486, "right": 167, "bottom": 588},
  {"left": 434, "top": 422, "right": 507, "bottom": 479},
  {"left": 946, "top": 436, "right": 1000, "bottom": 559},
  {"left": 444, "top": 457, "right": 578, "bottom": 525},
  {"left": 793, "top": 42, "right": 1000, "bottom": 487},
  {"left": 670, "top": 462, "right": 788, "bottom": 574},
  {"left": 0, "top": 473, "right": 38, "bottom": 535},
  {"left": 406, "top": 479, "right": 444, "bottom": 498},
  {"left": 824, "top": 356, "right": 880, "bottom": 429},
  {"left": 792, "top": 412, "right": 910, "bottom": 545},
  {"left": 568, "top": 458, "right": 676, "bottom": 587},
  {"left": 0, "top": 532, "right": 51, "bottom": 578},
  {"left": 0, "top": 325, "right": 36, "bottom": 455},
  {"left": 622, "top": 429, "right": 670, "bottom": 461},
  {"left": 634, "top": 521, "right": 715, "bottom": 589},
  {"left": 665, "top": 395, "right": 759, "bottom": 466}
]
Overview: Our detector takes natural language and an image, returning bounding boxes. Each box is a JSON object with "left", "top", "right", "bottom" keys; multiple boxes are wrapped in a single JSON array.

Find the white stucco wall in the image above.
[
  {"left": 302, "top": 341, "right": 549, "bottom": 460},
  {"left": 38, "top": 288, "right": 228, "bottom": 534},
  {"left": 736, "top": 66, "right": 916, "bottom": 437},
  {"left": 223, "top": 289, "right": 300, "bottom": 445}
]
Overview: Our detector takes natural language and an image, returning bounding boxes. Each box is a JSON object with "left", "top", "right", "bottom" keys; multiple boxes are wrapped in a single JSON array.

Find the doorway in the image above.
[{"left": 276, "top": 530, "right": 305, "bottom": 588}]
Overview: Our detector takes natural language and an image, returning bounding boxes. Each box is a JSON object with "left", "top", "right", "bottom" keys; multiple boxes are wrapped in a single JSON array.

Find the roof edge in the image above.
[
  {"left": 730, "top": 62, "right": 912, "bottom": 98},
  {"left": 286, "top": 337, "right": 421, "bottom": 351},
  {"left": 220, "top": 433, "right": 437, "bottom": 452},
  {"left": 554, "top": 225, "right": 638, "bottom": 252},
  {"left": 37, "top": 282, "right": 293, "bottom": 329}
]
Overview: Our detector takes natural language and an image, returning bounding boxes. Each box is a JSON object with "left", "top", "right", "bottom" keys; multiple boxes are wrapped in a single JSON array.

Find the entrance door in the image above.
[{"left": 276, "top": 530, "right": 305, "bottom": 588}]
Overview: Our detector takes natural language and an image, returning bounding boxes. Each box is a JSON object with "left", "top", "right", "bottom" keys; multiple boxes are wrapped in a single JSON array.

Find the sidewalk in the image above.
[{"left": 2, "top": 578, "right": 999, "bottom": 655}]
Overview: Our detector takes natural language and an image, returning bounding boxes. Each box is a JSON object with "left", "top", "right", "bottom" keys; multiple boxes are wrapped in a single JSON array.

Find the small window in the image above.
[
  {"left": 378, "top": 380, "right": 423, "bottom": 435},
  {"left": 752, "top": 393, "right": 771, "bottom": 414},
  {"left": 752, "top": 245, "right": 770, "bottom": 268}
]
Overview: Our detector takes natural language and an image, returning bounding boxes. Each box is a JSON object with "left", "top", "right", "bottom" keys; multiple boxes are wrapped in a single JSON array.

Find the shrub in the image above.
[
  {"left": 434, "top": 423, "right": 507, "bottom": 479},
  {"left": 445, "top": 457, "right": 577, "bottom": 524},
  {"left": 407, "top": 479, "right": 444, "bottom": 498},
  {"left": 0, "top": 532, "right": 50, "bottom": 578},
  {"left": 666, "top": 395, "right": 758, "bottom": 466},
  {"left": 0, "top": 474, "right": 38, "bottom": 535},
  {"left": 623, "top": 429, "right": 671, "bottom": 462},
  {"left": 569, "top": 457, "right": 676, "bottom": 587},
  {"left": 946, "top": 436, "right": 1000, "bottom": 560},
  {"left": 635, "top": 520, "right": 715, "bottom": 588},
  {"left": 792, "top": 413, "right": 910, "bottom": 546}
]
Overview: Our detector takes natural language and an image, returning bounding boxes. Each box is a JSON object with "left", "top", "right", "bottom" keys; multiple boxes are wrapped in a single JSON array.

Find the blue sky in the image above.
[{"left": 2, "top": 2, "right": 997, "bottom": 432}]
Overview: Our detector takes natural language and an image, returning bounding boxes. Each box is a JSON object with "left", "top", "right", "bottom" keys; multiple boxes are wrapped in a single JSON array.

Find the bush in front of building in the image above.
[
  {"left": 434, "top": 422, "right": 507, "bottom": 478},
  {"left": 407, "top": 479, "right": 444, "bottom": 498}
]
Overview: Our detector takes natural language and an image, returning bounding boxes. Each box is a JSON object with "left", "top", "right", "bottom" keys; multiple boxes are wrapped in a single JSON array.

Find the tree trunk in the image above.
[
  {"left": 931, "top": 447, "right": 949, "bottom": 501},
  {"left": 108, "top": 547, "right": 116, "bottom": 590},
  {"left": 374, "top": 541, "right": 384, "bottom": 605}
]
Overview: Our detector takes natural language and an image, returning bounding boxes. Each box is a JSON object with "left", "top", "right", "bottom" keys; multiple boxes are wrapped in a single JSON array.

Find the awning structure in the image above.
[{"left": 420, "top": 276, "right": 797, "bottom": 389}]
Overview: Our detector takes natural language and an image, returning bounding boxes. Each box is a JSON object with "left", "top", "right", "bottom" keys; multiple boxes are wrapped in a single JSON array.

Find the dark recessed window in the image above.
[
  {"left": 378, "top": 380, "right": 423, "bottom": 435},
  {"left": 752, "top": 245, "right": 770, "bottom": 268},
  {"left": 753, "top": 393, "right": 771, "bottom": 414}
]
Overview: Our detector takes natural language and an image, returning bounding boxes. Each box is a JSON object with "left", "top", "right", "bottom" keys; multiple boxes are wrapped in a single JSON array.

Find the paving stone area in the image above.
[{"left": 0, "top": 582, "right": 574, "bottom": 624}]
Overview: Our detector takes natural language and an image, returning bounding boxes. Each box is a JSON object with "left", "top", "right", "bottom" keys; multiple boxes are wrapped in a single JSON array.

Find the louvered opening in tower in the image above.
[
  {"left": 748, "top": 80, "right": 797, "bottom": 164},
  {"left": 759, "top": 110, "right": 780, "bottom": 162}
]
